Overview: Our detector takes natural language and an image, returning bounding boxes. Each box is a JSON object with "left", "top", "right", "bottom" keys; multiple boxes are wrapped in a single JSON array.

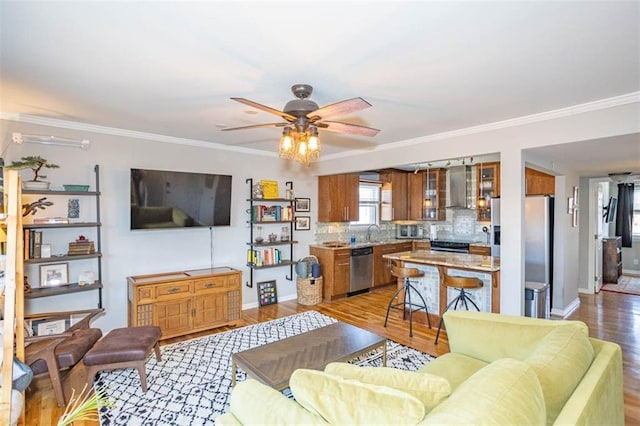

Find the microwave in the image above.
[{"left": 396, "top": 223, "right": 424, "bottom": 239}]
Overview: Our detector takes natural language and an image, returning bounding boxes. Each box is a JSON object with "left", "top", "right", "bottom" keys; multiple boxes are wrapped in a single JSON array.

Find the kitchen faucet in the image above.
[{"left": 366, "top": 224, "right": 381, "bottom": 242}]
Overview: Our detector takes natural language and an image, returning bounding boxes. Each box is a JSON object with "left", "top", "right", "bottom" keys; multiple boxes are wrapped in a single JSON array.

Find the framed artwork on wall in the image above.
[
  {"left": 295, "top": 216, "right": 311, "bottom": 231},
  {"left": 294, "top": 197, "right": 310, "bottom": 212},
  {"left": 257, "top": 280, "right": 278, "bottom": 306}
]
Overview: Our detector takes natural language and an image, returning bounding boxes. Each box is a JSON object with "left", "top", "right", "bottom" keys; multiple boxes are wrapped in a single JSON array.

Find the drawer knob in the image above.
[{"left": 205, "top": 283, "right": 216, "bottom": 288}]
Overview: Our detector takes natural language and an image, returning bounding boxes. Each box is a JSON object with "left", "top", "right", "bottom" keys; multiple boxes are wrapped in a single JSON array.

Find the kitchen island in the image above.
[{"left": 383, "top": 250, "right": 501, "bottom": 318}]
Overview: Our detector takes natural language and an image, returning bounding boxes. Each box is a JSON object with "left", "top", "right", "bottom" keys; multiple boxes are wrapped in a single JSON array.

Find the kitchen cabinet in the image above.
[
  {"left": 602, "top": 237, "right": 622, "bottom": 284},
  {"left": 476, "top": 162, "right": 500, "bottom": 221},
  {"left": 127, "top": 267, "right": 242, "bottom": 340},
  {"left": 525, "top": 168, "right": 555, "bottom": 195},
  {"left": 380, "top": 171, "right": 408, "bottom": 221},
  {"left": 469, "top": 245, "right": 491, "bottom": 256},
  {"left": 373, "top": 242, "right": 413, "bottom": 287},
  {"left": 408, "top": 169, "right": 446, "bottom": 221},
  {"left": 309, "top": 247, "right": 351, "bottom": 300},
  {"left": 318, "top": 173, "right": 359, "bottom": 222},
  {"left": 413, "top": 241, "right": 431, "bottom": 251}
]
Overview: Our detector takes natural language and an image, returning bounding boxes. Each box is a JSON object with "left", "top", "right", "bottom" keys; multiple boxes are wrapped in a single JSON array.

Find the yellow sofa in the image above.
[{"left": 216, "top": 310, "right": 624, "bottom": 425}]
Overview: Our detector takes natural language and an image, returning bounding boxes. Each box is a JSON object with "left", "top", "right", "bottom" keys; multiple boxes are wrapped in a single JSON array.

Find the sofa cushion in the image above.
[
  {"left": 423, "top": 358, "right": 546, "bottom": 425},
  {"left": 226, "top": 379, "right": 326, "bottom": 425},
  {"left": 290, "top": 369, "right": 425, "bottom": 425},
  {"left": 418, "top": 352, "right": 487, "bottom": 391},
  {"left": 525, "top": 325, "right": 595, "bottom": 425},
  {"left": 325, "top": 362, "right": 451, "bottom": 411}
]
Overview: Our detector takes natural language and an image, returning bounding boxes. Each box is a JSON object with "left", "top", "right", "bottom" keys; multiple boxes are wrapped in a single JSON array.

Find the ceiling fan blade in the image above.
[
  {"left": 221, "top": 122, "right": 288, "bottom": 131},
  {"left": 230, "top": 97, "right": 296, "bottom": 121},
  {"left": 308, "top": 97, "right": 372, "bottom": 121},
  {"left": 319, "top": 121, "right": 380, "bottom": 137}
]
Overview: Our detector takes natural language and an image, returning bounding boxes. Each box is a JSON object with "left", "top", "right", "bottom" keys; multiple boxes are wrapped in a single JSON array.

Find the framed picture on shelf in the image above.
[
  {"left": 39, "top": 263, "right": 69, "bottom": 287},
  {"left": 35, "top": 319, "right": 66, "bottom": 336},
  {"left": 294, "top": 197, "right": 310, "bottom": 212},
  {"left": 295, "top": 216, "right": 311, "bottom": 231},
  {"left": 257, "top": 280, "right": 278, "bottom": 306}
]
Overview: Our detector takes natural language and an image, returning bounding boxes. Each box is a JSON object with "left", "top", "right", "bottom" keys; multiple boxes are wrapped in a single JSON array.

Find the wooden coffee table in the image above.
[{"left": 231, "top": 322, "right": 387, "bottom": 390}]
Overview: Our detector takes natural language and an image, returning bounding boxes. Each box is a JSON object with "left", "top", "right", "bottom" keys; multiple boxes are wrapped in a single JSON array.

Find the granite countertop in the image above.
[
  {"left": 383, "top": 250, "right": 500, "bottom": 272},
  {"left": 310, "top": 240, "right": 416, "bottom": 250}
]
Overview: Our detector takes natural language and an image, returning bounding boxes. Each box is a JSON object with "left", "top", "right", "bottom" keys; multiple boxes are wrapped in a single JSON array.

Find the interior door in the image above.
[{"left": 594, "top": 186, "right": 604, "bottom": 292}]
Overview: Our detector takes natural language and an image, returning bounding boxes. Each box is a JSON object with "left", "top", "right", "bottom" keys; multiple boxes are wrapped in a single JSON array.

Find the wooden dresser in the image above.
[
  {"left": 127, "top": 267, "right": 243, "bottom": 339},
  {"left": 602, "top": 237, "right": 623, "bottom": 284}
]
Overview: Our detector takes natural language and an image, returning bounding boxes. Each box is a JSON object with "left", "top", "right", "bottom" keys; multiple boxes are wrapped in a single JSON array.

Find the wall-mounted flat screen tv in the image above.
[
  {"left": 131, "top": 168, "right": 232, "bottom": 230},
  {"left": 604, "top": 196, "right": 617, "bottom": 223}
]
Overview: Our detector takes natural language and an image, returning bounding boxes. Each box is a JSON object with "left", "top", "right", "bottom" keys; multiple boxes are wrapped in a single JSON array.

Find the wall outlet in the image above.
[{"left": 634, "top": 259, "right": 639, "bottom": 265}]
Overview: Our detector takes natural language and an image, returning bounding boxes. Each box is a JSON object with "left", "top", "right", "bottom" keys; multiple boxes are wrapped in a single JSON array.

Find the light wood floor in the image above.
[{"left": 24, "top": 285, "right": 640, "bottom": 425}]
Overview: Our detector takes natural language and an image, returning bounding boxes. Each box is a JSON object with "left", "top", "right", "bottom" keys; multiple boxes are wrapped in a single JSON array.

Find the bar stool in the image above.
[
  {"left": 435, "top": 275, "right": 483, "bottom": 344},
  {"left": 384, "top": 265, "right": 432, "bottom": 337}
]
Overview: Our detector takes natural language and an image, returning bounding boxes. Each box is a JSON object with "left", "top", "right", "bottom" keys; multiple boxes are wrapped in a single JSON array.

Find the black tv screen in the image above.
[
  {"left": 131, "top": 168, "right": 232, "bottom": 230},
  {"left": 604, "top": 196, "right": 617, "bottom": 223}
]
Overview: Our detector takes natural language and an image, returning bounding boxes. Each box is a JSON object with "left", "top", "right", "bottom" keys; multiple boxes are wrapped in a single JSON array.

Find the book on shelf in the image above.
[
  {"left": 68, "top": 240, "right": 96, "bottom": 255},
  {"left": 250, "top": 205, "right": 293, "bottom": 222},
  {"left": 247, "top": 248, "right": 283, "bottom": 267},
  {"left": 24, "top": 230, "right": 43, "bottom": 260},
  {"left": 33, "top": 217, "right": 70, "bottom": 224}
]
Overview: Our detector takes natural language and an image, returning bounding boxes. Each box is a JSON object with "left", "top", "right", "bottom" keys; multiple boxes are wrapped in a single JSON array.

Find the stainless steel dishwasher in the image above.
[{"left": 349, "top": 246, "right": 373, "bottom": 294}]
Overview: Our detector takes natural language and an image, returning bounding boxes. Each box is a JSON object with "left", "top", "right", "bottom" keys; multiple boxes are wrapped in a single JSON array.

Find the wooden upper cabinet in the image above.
[
  {"left": 525, "top": 167, "right": 555, "bottom": 195},
  {"left": 380, "top": 171, "right": 408, "bottom": 221},
  {"left": 407, "top": 169, "right": 446, "bottom": 221},
  {"left": 477, "top": 162, "right": 500, "bottom": 221},
  {"left": 318, "top": 173, "right": 359, "bottom": 222}
]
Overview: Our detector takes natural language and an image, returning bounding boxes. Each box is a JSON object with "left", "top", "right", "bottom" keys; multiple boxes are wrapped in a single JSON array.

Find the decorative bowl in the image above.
[{"left": 63, "top": 184, "right": 90, "bottom": 192}]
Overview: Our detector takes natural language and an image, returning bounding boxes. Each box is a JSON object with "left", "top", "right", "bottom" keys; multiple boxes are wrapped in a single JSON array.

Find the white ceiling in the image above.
[{"left": 1, "top": 1, "right": 639, "bottom": 176}]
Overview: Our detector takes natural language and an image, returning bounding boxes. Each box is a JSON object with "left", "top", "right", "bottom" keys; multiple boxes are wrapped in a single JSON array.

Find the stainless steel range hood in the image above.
[{"left": 446, "top": 165, "right": 473, "bottom": 209}]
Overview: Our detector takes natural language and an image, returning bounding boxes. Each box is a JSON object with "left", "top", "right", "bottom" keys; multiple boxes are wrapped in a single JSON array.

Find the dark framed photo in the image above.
[
  {"left": 294, "top": 197, "right": 310, "bottom": 212},
  {"left": 295, "top": 216, "right": 311, "bottom": 231},
  {"left": 39, "top": 263, "right": 69, "bottom": 287},
  {"left": 257, "top": 280, "right": 278, "bottom": 306}
]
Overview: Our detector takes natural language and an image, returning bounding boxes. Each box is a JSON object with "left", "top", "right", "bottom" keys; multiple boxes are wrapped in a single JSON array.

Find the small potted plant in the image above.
[{"left": 8, "top": 155, "right": 60, "bottom": 190}]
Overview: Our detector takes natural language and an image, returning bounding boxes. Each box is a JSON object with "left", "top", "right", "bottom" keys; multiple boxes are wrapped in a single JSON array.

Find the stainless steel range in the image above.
[{"left": 429, "top": 240, "right": 471, "bottom": 253}]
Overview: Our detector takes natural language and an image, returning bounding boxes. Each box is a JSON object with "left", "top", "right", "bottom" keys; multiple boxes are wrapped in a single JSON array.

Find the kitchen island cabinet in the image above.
[
  {"left": 309, "top": 246, "right": 351, "bottom": 300},
  {"left": 317, "top": 173, "right": 359, "bottom": 222},
  {"left": 383, "top": 250, "right": 500, "bottom": 322},
  {"left": 373, "top": 242, "right": 413, "bottom": 287}
]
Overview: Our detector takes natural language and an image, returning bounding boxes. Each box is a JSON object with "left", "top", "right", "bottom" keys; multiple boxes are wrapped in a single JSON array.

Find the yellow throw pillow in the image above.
[
  {"left": 325, "top": 362, "right": 451, "bottom": 411},
  {"left": 290, "top": 369, "right": 425, "bottom": 425},
  {"left": 525, "top": 325, "right": 595, "bottom": 425},
  {"left": 424, "top": 358, "right": 546, "bottom": 425}
]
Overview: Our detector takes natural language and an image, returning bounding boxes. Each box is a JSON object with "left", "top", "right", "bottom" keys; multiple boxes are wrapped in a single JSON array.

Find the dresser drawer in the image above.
[
  {"left": 156, "top": 281, "right": 192, "bottom": 298},
  {"left": 136, "top": 286, "right": 155, "bottom": 303},
  {"left": 194, "top": 276, "right": 228, "bottom": 292}
]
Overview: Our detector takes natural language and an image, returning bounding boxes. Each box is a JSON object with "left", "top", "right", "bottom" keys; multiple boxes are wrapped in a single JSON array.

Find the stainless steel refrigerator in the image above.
[{"left": 525, "top": 195, "right": 554, "bottom": 287}]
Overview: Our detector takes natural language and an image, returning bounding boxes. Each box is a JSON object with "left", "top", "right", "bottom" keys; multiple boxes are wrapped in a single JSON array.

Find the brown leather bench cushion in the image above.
[
  {"left": 30, "top": 328, "right": 103, "bottom": 375},
  {"left": 83, "top": 326, "right": 161, "bottom": 366}
]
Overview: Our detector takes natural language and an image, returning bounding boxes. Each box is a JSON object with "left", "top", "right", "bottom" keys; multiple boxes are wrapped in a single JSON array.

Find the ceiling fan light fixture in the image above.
[
  {"left": 279, "top": 127, "right": 295, "bottom": 159},
  {"left": 307, "top": 127, "right": 320, "bottom": 160}
]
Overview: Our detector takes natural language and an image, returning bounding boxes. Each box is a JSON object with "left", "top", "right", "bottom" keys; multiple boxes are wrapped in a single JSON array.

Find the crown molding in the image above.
[
  {"left": 2, "top": 91, "right": 638, "bottom": 161},
  {"left": 321, "top": 91, "right": 640, "bottom": 161},
  {"left": 0, "top": 112, "right": 277, "bottom": 158}
]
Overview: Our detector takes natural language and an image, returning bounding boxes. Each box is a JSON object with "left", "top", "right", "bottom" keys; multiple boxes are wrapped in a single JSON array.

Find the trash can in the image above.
[{"left": 525, "top": 281, "right": 549, "bottom": 318}]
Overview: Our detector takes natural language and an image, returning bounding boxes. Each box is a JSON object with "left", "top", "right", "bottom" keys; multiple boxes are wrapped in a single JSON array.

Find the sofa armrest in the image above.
[
  {"left": 553, "top": 338, "right": 624, "bottom": 426},
  {"left": 442, "top": 310, "right": 589, "bottom": 362}
]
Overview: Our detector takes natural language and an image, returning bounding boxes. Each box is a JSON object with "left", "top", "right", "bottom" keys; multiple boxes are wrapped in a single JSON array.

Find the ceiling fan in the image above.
[{"left": 222, "top": 84, "right": 379, "bottom": 137}]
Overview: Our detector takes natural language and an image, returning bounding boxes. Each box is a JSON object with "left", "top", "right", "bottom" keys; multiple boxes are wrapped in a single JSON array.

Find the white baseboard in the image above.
[
  {"left": 550, "top": 297, "right": 580, "bottom": 319},
  {"left": 242, "top": 293, "right": 298, "bottom": 311}
]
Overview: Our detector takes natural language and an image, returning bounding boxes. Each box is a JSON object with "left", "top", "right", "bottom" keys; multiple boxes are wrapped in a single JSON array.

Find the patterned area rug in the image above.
[
  {"left": 96, "top": 311, "right": 434, "bottom": 425},
  {"left": 601, "top": 275, "right": 640, "bottom": 296}
]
